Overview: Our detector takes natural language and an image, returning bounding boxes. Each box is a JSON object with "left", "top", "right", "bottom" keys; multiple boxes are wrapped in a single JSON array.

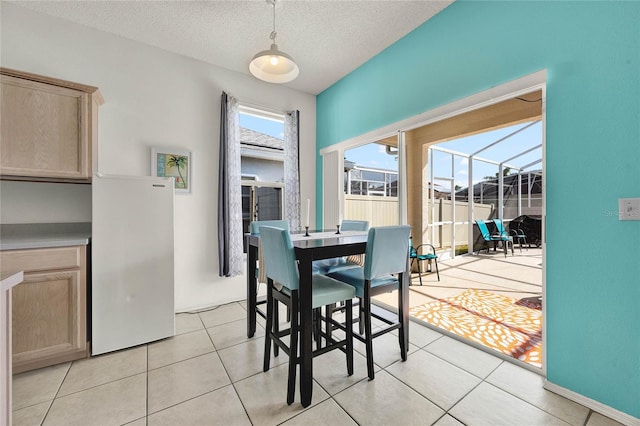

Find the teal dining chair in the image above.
[
  {"left": 250, "top": 220, "right": 290, "bottom": 351},
  {"left": 340, "top": 220, "right": 369, "bottom": 232},
  {"left": 312, "top": 219, "right": 369, "bottom": 275},
  {"left": 260, "top": 226, "right": 355, "bottom": 404},
  {"left": 328, "top": 225, "right": 411, "bottom": 380}
]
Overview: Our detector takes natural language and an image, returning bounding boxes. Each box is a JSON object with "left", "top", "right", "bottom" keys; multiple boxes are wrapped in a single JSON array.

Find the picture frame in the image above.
[{"left": 151, "top": 147, "right": 192, "bottom": 194}]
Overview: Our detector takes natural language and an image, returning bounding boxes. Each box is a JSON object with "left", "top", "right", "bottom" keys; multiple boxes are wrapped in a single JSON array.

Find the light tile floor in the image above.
[{"left": 12, "top": 301, "right": 624, "bottom": 426}]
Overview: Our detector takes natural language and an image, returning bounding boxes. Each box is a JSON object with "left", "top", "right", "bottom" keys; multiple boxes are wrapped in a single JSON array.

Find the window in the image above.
[
  {"left": 239, "top": 106, "right": 285, "bottom": 250},
  {"left": 345, "top": 166, "right": 398, "bottom": 197}
]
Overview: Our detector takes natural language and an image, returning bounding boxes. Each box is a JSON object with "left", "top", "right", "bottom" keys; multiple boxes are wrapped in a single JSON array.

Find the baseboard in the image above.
[{"left": 543, "top": 380, "right": 640, "bottom": 426}]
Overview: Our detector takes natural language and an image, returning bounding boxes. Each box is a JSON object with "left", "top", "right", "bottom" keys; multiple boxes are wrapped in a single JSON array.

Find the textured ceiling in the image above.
[{"left": 10, "top": 0, "right": 453, "bottom": 94}]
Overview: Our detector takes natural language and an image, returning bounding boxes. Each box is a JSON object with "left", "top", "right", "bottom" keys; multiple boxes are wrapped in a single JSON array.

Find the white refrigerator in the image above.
[{"left": 92, "top": 174, "right": 175, "bottom": 355}]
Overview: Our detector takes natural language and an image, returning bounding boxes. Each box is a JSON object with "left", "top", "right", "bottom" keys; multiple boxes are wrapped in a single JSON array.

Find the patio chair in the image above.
[
  {"left": 510, "top": 227, "right": 528, "bottom": 251},
  {"left": 328, "top": 225, "right": 411, "bottom": 380},
  {"left": 475, "top": 219, "right": 511, "bottom": 257},
  {"left": 409, "top": 237, "right": 439, "bottom": 285},
  {"left": 492, "top": 219, "right": 514, "bottom": 256},
  {"left": 260, "top": 226, "right": 355, "bottom": 404}
]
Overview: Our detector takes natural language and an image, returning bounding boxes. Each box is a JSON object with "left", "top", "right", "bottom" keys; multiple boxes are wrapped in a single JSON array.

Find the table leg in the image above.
[
  {"left": 298, "top": 251, "right": 313, "bottom": 407},
  {"left": 247, "top": 243, "right": 258, "bottom": 338}
]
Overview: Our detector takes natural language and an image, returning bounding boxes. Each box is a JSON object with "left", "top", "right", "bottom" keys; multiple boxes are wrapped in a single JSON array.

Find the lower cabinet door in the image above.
[{"left": 12, "top": 269, "right": 87, "bottom": 373}]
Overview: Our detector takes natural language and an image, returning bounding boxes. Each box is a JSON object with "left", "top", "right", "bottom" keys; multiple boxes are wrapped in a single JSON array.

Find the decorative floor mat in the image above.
[{"left": 410, "top": 289, "right": 542, "bottom": 367}]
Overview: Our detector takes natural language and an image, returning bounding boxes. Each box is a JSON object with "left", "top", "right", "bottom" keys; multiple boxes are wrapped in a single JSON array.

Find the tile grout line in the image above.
[
  {"left": 36, "top": 361, "right": 72, "bottom": 425},
  {"left": 144, "top": 311, "right": 243, "bottom": 421},
  {"left": 209, "top": 308, "right": 258, "bottom": 425},
  {"left": 330, "top": 396, "right": 363, "bottom": 426},
  {"left": 198, "top": 309, "right": 255, "bottom": 425}
]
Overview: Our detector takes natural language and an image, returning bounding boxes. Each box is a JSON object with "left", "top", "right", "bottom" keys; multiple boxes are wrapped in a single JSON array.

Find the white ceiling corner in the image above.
[{"left": 10, "top": 0, "right": 453, "bottom": 95}]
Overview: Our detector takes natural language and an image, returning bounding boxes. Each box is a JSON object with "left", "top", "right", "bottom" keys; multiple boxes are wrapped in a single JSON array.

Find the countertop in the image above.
[{"left": 0, "top": 223, "right": 91, "bottom": 251}]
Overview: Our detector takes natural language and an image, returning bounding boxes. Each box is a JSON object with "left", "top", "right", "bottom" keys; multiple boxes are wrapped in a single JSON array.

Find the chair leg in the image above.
[
  {"left": 345, "top": 299, "right": 354, "bottom": 376},
  {"left": 325, "top": 304, "right": 334, "bottom": 347},
  {"left": 359, "top": 301, "right": 364, "bottom": 335},
  {"left": 397, "top": 274, "right": 408, "bottom": 362},
  {"left": 409, "top": 259, "right": 414, "bottom": 286},
  {"left": 263, "top": 281, "right": 274, "bottom": 372},
  {"left": 363, "top": 286, "right": 375, "bottom": 381},
  {"left": 417, "top": 260, "right": 423, "bottom": 286},
  {"left": 434, "top": 258, "right": 440, "bottom": 281},
  {"left": 273, "top": 299, "right": 280, "bottom": 357},
  {"left": 286, "top": 291, "right": 299, "bottom": 405},
  {"left": 314, "top": 308, "right": 322, "bottom": 350}
]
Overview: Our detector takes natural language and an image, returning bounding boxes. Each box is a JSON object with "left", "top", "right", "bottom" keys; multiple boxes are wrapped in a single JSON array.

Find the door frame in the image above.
[{"left": 320, "top": 69, "right": 547, "bottom": 374}]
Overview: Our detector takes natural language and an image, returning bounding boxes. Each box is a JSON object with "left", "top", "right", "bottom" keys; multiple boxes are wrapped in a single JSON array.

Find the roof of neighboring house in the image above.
[
  {"left": 455, "top": 170, "right": 543, "bottom": 198},
  {"left": 240, "top": 127, "right": 283, "bottom": 152}
]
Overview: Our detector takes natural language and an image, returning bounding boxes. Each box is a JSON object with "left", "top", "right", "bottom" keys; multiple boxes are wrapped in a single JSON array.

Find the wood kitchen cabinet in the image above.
[
  {"left": 0, "top": 68, "right": 103, "bottom": 182},
  {"left": 0, "top": 245, "right": 88, "bottom": 373}
]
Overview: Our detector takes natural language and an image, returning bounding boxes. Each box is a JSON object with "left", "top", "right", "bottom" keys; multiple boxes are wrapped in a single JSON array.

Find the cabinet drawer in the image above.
[{"left": 0, "top": 246, "right": 84, "bottom": 273}]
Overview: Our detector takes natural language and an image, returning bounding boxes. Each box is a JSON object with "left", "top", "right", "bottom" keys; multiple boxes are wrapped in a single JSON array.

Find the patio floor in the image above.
[
  {"left": 373, "top": 247, "right": 543, "bottom": 368},
  {"left": 375, "top": 246, "right": 543, "bottom": 310}
]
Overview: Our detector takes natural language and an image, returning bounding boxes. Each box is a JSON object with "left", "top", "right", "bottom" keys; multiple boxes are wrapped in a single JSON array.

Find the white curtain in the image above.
[
  {"left": 217, "top": 92, "right": 243, "bottom": 276},
  {"left": 283, "top": 110, "right": 301, "bottom": 231}
]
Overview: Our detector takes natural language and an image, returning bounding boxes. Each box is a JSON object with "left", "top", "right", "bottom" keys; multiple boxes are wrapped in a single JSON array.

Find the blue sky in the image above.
[
  {"left": 240, "top": 113, "right": 284, "bottom": 139},
  {"left": 346, "top": 121, "right": 542, "bottom": 190}
]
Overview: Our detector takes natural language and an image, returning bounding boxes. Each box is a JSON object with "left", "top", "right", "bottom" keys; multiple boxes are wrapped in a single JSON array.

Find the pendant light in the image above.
[{"left": 249, "top": 0, "right": 299, "bottom": 83}]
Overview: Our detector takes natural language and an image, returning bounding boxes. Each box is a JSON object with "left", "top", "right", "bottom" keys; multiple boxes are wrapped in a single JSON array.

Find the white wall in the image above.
[
  {"left": 0, "top": 4, "right": 317, "bottom": 311},
  {"left": 0, "top": 181, "right": 92, "bottom": 223},
  {"left": 241, "top": 158, "right": 284, "bottom": 183}
]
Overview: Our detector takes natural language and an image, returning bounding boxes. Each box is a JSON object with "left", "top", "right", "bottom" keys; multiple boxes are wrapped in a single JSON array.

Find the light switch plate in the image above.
[{"left": 618, "top": 198, "right": 640, "bottom": 221}]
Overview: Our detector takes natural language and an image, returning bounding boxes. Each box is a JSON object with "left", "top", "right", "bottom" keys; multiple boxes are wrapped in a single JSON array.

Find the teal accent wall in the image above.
[{"left": 316, "top": 1, "right": 640, "bottom": 418}]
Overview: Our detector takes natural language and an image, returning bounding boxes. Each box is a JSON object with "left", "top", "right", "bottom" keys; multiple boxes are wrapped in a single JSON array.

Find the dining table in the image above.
[{"left": 246, "top": 229, "right": 410, "bottom": 407}]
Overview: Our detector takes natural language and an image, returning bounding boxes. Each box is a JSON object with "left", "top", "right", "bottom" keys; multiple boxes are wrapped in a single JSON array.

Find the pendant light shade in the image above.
[
  {"left": 250, "top": 44, "right": 299, "bottom": 83},
  {"left": 249, "top": 0, "right": 299, "bottom": 83}
]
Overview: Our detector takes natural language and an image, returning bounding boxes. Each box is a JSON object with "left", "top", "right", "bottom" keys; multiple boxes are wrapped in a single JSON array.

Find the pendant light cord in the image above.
[{"left": 270, "top": 2, "right": 277, "bottom": 42}]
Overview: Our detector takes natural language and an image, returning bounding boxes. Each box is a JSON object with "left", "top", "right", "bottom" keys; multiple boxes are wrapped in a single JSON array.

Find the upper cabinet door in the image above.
[{"left": 0, "top": 69, "right": 102, "bottom": 182}]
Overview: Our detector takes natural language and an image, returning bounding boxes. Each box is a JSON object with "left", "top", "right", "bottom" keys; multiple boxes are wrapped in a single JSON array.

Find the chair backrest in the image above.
[
  {"left": 250, "top": 220, "right": 289, "bottom": 234},
  {"left": 341, "top": 220, "right": 369, "bottom": 232},
  {"left": 475, "top": 220, "right": 492, "bottom": 240},
  {"left": 363, "top": 226, "right": 411, "bottom": 280},
  {"left": 259, "top": 226, "right": 299, "bottom": 291},
  {"left": 492, "top": 219, "right": 508, "bottom": 237},
  {"left": 408, "top": 237, "right": 417, "bottom": 258}
]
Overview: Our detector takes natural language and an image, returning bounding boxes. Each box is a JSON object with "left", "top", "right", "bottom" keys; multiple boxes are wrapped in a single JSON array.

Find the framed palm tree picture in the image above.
[{"left": 151, "top": 147, "right": 192, "bottom": 193}]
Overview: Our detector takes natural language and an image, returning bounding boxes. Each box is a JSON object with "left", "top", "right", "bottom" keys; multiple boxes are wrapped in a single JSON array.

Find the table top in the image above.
[
  {"left": 246, "top": 230, "right": 368, "bottom": 260},
  {"left": 247, "top": 230, "right": 367, "bottom": 246},
  {"left": 290, "top": 231, "right": 367, "bottom": 248}
]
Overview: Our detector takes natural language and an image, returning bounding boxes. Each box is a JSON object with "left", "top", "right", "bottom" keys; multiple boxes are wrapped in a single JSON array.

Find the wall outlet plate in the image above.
[{"left": 618, "top": 198, "right": 640, "bottom": 221}]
